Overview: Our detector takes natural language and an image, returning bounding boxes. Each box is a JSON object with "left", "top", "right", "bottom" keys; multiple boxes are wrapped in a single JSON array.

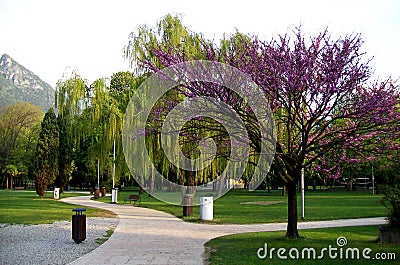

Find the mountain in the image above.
[{"left": 0, "top": 54, "right": 54, "bottom": 110}]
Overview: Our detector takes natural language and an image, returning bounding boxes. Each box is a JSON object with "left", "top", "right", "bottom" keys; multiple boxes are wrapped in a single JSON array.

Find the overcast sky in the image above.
[{"left": 0, "top": 0, "right": 399, "bottom": 87}]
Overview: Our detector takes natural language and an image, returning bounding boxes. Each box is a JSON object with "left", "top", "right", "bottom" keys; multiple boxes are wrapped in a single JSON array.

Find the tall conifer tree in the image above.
[{"left": 34, "top": 108, "right": 59, "bottom": 198}]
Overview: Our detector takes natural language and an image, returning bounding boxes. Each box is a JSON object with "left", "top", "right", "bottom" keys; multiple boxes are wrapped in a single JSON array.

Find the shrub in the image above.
[{"left": 380, "top": 184, "right": 400, "bottom": 228}]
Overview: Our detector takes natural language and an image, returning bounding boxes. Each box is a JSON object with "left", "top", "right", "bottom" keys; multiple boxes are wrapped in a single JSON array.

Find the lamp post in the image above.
[
  {"left": 372, "top": 165, "right": 375, "bottom": 195},
  {"left": 112, "top": 139, "right": 115, "bottom": 189},
  {"left": 111, "top": 139, "right": 118, "bottom": 203},
  {"left": 97, "top": 158, "right": 100, "bottom": 189}
]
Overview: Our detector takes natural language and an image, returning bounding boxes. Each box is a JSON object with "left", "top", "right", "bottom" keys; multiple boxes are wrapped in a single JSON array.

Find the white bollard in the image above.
[
  {"left": 53, "top": 188, "right": 60, "bottom": 199},
  {"left": 111, "top": 188, "right": 118, "bottom": 203},
  {"left": 200, "top": 196, "right": 213, "bottom": 220}
]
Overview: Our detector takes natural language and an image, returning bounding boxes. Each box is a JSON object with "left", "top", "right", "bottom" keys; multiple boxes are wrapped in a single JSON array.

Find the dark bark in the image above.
[
  {"left": 149, "top": 166, "right": 155, "bottom": 195},
  {"left": 217, "top": 170, "right": 227, "bottom": 197},
  {"left": 285, "top": 181, "right": 300, "bottom": 238}
]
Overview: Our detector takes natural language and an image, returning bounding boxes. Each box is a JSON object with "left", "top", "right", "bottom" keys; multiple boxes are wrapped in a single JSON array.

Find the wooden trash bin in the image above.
[{"left": 72, "top": 208, "right": 86, "bottom": 243}]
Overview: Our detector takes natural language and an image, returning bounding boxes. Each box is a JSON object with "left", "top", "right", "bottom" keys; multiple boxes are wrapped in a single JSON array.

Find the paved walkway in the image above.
[{"left": 61, "top": 196, "right": 387, "bottom": 265}]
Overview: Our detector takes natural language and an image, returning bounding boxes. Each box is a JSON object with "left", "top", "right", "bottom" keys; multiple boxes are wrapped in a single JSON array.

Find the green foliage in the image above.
[
  {"left": 2, "top": 165, "right": 18, "bottom": 176},
  {"left": 125, "top": 15, "right": 239, "bottom": 189},
  {"left": 0, "top": 102, "right": 43, "bottom": 186},
  {"left": 34, "top": 108, "right": 59, "bottom": 198},
  {"left": 70, "top": 138, "right": 93, "bottom": 187},
  {"left": 380, "top": 180, "right": 400, "bottom": 228},
  {"left": 86, "top": 78, "right": 124, "bottom": 188},
  {"left": 55, "top": 112, "right": 73, "bottom": 192},
  {"left": 54, "top": 71, "right": 142, "bottom": 190},
  {"left": 55, "top": 72, "right": 87, "bottom": 116},
  {"left": 95, "top": 228, "right": 114, "bottom": 244},
  {"left": 55, "top": 74, "right": 92, "bottom": 188},
  {"left": 2, "top": 165, "right": 19, "bottom": 188},
  {"left": 125, "top": 14, "right": 208, "bottom": 72},
  {"left": 54, "top": 74, "right": 84, "bottom": 192},
  {"left": 110, "top": 71, "right": 145, "bottom": 113}
]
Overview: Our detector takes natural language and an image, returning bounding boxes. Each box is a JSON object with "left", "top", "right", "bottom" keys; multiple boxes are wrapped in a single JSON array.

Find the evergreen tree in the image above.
[
  {"left": 55, "top": 111, "right": 73, "bottom": 192},
  {"left": 34, "top": 108, "right": 59, "bottom": 198}
]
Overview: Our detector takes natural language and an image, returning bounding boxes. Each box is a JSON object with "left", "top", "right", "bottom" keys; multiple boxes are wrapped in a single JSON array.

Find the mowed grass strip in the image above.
[
  {"left": 205, "top": 225, "right": 400, "bottom": 265},
  {"left": 0, "top": 190, "right": 116, "bottom": 225},
  {"left": 99, "top": 188, "right": 387, "bottom": 224}
]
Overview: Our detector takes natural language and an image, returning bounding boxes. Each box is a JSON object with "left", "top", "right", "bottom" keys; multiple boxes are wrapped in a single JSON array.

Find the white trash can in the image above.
[
  {"left": 53, "top": 188, "right": 60, "bottom": 199},
  {"left": 111, "top": 188, "right": 118, "bottom": 204},
  {"left": 200, "top": 196, "right": 213, "bottom": 220}
]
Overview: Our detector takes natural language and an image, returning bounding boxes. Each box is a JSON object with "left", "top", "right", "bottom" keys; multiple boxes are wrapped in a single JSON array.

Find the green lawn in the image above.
[
  {"left": 0, "top": 190, "right": 116, "bottom": 225},
  {"left": 205, "top": 225, "right": 399, "bottom": 264},
  {"left": 98, "top": 188, "right": 387, "bottom": 224}
]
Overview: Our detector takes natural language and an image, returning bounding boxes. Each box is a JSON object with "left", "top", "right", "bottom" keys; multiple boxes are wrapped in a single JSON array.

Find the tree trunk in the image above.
[
  {"left": 36, "top": 182, "right": 45, "bottom": 198},
  {"left": 285, "top": 182, "right": 300, "bottom": 238},
  {"left": 149, "top": 166, "right": 155, "bottom": 195},
  {"left": 217, "top": 170, "right": 227, "bottom": 197}
]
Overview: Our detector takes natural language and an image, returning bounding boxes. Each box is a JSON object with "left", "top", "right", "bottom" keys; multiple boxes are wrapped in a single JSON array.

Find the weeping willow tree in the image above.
[
  {"left": 88, "top": 78, "right": 124, "bottom": 188},
  {"left": 55, "top": 74, "right": 127, "bottom": 189},
  {"left": 125, "top": 13, "right": 209, "bottom": 73},
  {"left": 124, "top": 14, "right": 265, "bottom": 205},
  {"left": 125, "top": 14, "right": 213, "bottom": 197},
  {"left": 124, "top": 85, "right": 233, "bottom": 203},
  {"left": 55, "top": 73, "right": 87, "bottom": 191},
  {"left": 145, "top": 103, "right": 231, "bottom": 190},
  {"left": 55, "top": 72, "right": 87, "bottom": 116}
]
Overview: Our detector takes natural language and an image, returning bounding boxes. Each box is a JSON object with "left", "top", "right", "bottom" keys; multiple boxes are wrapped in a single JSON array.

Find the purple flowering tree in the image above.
[
  {"left": 127, "top": 17, "right": 400, "bottom": 238},
  {"left": 221, "top": 30, "right": 400, "bottom": 237}
]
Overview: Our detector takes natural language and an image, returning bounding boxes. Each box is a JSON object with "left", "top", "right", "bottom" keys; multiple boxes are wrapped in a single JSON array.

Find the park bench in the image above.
[{"left": 124, "top": 194, "right": 141, "bottom": 205}]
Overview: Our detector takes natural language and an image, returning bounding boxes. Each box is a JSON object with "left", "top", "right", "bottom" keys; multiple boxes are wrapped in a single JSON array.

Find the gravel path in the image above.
[{"left": 0, "top": 217, "right": 119, "bottom": 265}]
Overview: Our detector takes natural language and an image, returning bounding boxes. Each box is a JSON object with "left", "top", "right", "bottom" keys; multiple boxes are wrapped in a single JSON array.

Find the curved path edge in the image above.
[{"left": 61, "top": 196, "right": 387, "bottom": 265}]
